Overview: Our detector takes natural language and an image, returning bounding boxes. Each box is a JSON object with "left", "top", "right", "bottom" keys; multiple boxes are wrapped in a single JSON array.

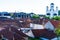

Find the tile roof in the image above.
[
  {"left": 0, "top": 19, "right": 20, "bottom": 28},
  {"left": 50, "top": 20, "right": 60, "bottom": 28},
  {"left": 0, "top": 27, "right": 28, "bottom": 40},
  {"left": 4, "top": 26, "right": 28, "bottom": 37},
  {"left": 31, "top": 19, "right": 48, "bottom": 25},
  {"left": 19, "top": 22, "right": 30, "bottom": 28},
  {"left": 32, "top": 29, "right": 56, "bottom": 39},
  {"left": 0, "top": 29, "right": 14, "bottom": 40}
]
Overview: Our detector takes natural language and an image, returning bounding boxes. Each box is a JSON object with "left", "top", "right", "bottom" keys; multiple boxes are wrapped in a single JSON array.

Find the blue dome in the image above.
[{"left": 51, "top": 3, "right": 54, "bottom": 5}]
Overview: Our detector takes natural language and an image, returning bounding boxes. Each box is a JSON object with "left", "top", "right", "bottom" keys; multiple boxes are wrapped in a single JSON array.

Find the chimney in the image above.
[
  {"left": 13, "top": 36, "right": 14, "bottom": 40},
  {"left": 42, "top": 19, "right": 45, "bottom": 25},
  {"left": 9, "top": 27, "right": 11, "bottom": 31},
  {"left": 1, "top": 34, "right": 3, "bottom": 39},
  {"left": 42, "top": 19, "right": 45, "bottom": 29}
]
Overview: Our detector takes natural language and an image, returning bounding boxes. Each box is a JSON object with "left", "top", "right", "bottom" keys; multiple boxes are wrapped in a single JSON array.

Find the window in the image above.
[
  {"left": 51, "top": 6, "right": 54, "bottom": 8},
  {"left": 18, "top": 15, "right": 21, "bottom": 17},
  {"left": 4, "top": 13, "right": 10, "bottom": 16},
  {"left": 53, "top": 13, "right": 57, "bottom": 16},
  {"left": 0, "top": 13, "right": 2, "bottom": 16},
  {"left": 50, "top": 9, "right": 54, "bottom": 11},
  {"left": 47, "top": 13, "right": 50, "bottom": 15}
]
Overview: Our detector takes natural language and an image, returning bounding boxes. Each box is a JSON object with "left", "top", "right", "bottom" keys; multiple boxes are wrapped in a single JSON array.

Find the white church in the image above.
[{"left": 46, "top": 3, "right": 58, "bottom": 18}]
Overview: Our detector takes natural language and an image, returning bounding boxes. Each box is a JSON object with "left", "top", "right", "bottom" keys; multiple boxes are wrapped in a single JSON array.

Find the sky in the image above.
[{"left": 0, "top": 0, "right": 60, "bottom": 14}]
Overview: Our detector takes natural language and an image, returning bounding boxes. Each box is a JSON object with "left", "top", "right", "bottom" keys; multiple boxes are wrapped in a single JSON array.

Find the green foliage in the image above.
[
  {"left": 10, "top": 13, "right": 12, "bottom": 16},
  {"left": 28, "top": 37, "right": 39, "bottom": 40},
  {"left": 55, "top": 28, "right": 60, "bottom": 40},
  {"left": 45, "top": 15, "right": 60, "bottom": 20},
  {"left": 32, "top": 14, "right": 40, "bottom": 19},
  {"left": 10, "top": 13, "right": 14, "bottom": 17},
  {"left": 58, "top": 10, "right": 60, "bottom": 15},
  {"left": 52, "top": 16, "right": 60, "bottom": 20},
  {"left": 11, "top": 14, "right": 16, "bottom": 19},
  {"left": 55, "top": 28, "right": 60, "bottom": 36},
  {"left": 45, "top": 16, "right": 50, "bottom": 19}
]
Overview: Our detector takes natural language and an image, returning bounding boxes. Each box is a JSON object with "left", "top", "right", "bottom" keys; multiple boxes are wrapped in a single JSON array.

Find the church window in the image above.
[
  {"left": 47, "top": 13, "right": 50, "bottom": 15},
  {"left": 53, "top": 13, "right": 57, "bottom": 16},
  {"left": 0, "top": 14, "right": 2, "bottom": 16}
]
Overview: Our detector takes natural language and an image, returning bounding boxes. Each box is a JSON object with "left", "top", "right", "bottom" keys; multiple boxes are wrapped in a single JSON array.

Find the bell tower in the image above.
[{"left": 50, "top": 3, "right": 54, "bottom": 11}]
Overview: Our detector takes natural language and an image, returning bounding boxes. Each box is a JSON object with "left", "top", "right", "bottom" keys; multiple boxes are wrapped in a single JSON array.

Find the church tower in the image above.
[
  {"left": 46, "top": 6, "right": 48, "bottom": 11},
  {"left": 46, "top": 3, "right": 58, "bottom": 18},
  {"left": 50, "top": 3, "right": 54, "bottom": 11}
]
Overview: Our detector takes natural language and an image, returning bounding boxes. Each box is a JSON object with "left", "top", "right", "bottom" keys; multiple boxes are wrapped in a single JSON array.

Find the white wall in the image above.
[
  {"left": 30, "top": 23, "right": 44, "bottom": 29},
  {"left": 45, "top": 21, "right": 55, "bottom": 30},
  {"left": 25, "top": 30, "right": 34, "bottom": 38}
]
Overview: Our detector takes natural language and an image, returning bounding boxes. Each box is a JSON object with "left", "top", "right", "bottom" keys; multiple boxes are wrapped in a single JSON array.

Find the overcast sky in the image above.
[{"left": 0, "top": 0, "right": 60, "bottom": 14}]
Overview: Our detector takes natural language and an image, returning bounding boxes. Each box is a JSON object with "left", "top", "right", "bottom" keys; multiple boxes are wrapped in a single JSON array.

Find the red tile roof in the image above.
[
  {"left": 32, "top": 29, "right": 56, "bottom": 39},
  {"left": 31, "top": 19, "right": 48, "bottom": 25},
  {"left": 0, "top": 27, "right": 28, "bottom": 40},
  {"left": 50, "top": 20, "right": 60, "bottom": 28},
  {"left": 0, "top": 20, "right": 20, "bottom": 28},
  {"left": 0, "top": 29, "right": 14, "bottom": 40}
]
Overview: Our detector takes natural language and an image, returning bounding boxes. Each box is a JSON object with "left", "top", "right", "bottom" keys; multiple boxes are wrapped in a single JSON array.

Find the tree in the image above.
[
  {"left": 52, "top": 16, "right": 60, "bottom": 20},
  {"left": 11, "top": 13, "right": 13, "bottom": 16},
  {"left": 11, "top": 13, "right": 16, "bottom": 19},
  {"left": 28, "top": 37, "right": 39, "bottom": 40},
  {"left": 32, "top": 14, "right": 40, "bottom": 19},
  {"left": 58, "top": 10, "right": 60, "bottom": 16},
  {"left": 55, "top": 28, "right": 60, "bottom": 40},
  {"left": 45, "top": 16, "right": 50, "bottom": 19}
]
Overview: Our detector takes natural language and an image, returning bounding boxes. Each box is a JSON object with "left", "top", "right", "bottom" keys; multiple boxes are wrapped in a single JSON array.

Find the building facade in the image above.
[
  {"left": 0, "top": 12, "right": 11, "bottom": 18},
  {"left": 46, "top": 3, "right": 58, "bottom": 18}
]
